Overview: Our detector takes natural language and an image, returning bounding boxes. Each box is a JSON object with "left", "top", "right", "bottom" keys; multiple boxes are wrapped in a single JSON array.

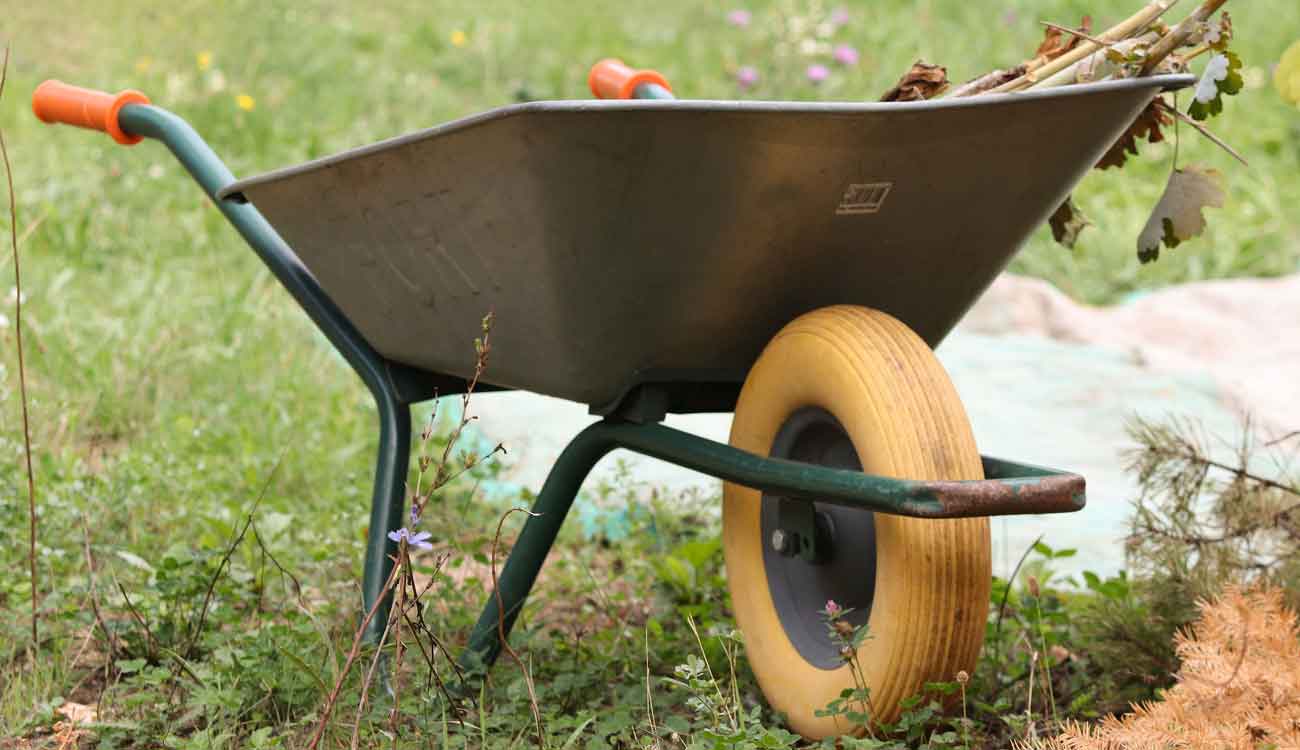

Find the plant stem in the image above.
[{"left": 1, "top": 43, "right": 39, "bottom": 652}]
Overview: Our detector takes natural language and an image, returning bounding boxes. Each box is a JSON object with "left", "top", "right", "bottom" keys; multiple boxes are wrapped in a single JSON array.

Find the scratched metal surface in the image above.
[{"left": 223, "top": 75, "right": 1192, "bottom": 410}]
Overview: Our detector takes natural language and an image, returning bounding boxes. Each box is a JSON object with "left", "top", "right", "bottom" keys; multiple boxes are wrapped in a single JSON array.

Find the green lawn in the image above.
[{"left": 2, "top": 1, "right": 1298, "bottom": 747}]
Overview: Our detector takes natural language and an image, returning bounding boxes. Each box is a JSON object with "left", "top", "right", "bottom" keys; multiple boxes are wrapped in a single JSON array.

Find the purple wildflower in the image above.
[
  {"left": 387, "top": 527, "right": 434, "bottom": 551},
  {"left": 825, "top": 599, "right": 842, "bottom": 617},
  {"left": 736, "top": 65, "right": 759, "bottom": 88},
  {"left": 833, "top": 44, "right": 859, "bottom": 66},
  {"left": 727, "top": 9, "right": 752, "bottom": 27},
  {"left": 829, "top": 7, "right": 850, "bottom": 26},
  {"left": 409, "top": 504, "right": 421, "bottom": 526},
  {"left": 806, "top": 64, "right": 829, "bottom": 83}
]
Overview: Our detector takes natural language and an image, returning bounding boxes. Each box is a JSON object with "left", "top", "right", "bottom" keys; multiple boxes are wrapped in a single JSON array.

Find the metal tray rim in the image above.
[{"left": 219, "top": 73, "right": 1193, "bottom": 201}]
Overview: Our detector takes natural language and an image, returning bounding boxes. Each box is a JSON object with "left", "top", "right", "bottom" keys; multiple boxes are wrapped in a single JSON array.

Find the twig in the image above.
[
  {"left": 113, "top": 576, "right": 159, "bottom": 659},
  {"left": 1040, "top": 21, "right": 1120, "bottom": 50},
  {"left": 80, "top": 517, "right": 119, "bottom": 658},
  {"left": 306, "top": 561, "right": 405, "bottom": 750},
  {"left": 0, "top": 211, "right": 48, "bottom": 273},
  {"left": 990, "top": 0, "right": 1183, "bottom": 93},
  {"left": 184, "top": 452, "right": 285, "bottom": 658},
  {"left": 1155, "top": 99, "right": 1248, "bottom": 165},
  {"left": 249, "top": 522, "right": 304, "bottom": 604},
  {"left": 1, "top": 42, "right": 40, "bottom": 651},
  {"left": 1140, "top": 0, "right": 1230, "bottom": 76},
  {"left": 492, "top": 506, "right": 545, "bottom": 747},
  {"left": 350, "top": 574, "right": 402, "bottom": 750},
  {"left": 1266, "top": 431, "right": 1300, "bottom": 448},
  {"left": 949, "top": 65, "right": 1028, "bottom": 98}
]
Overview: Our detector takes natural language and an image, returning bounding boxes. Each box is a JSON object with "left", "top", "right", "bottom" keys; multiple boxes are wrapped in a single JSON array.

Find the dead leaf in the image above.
[
  {"left": 1031, "top": 15, "right": 1093, "bottom": 67},
  {"left": 1096, "top": 97, "right": 1172, "bottom": 170},
  {"left": 880, "top": 60, "right": 949, "bottom": 101},
  {"left": 57, "top": 701, "right": 97, "bottom": 725},
  {"left": 1049, "top": 196, "right": 1091, "bottom": 248},
  {"left": 1137, "top": 166, "right": 1225, "bottom": 263}
]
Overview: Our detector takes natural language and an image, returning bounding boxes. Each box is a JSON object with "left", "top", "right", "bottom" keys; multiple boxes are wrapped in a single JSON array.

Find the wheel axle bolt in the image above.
[{"left": 770, "top": 529, "right": 790, "bottom": 554}]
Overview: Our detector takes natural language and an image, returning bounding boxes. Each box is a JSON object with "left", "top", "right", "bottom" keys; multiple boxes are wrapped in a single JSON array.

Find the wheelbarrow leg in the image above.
[
  {"left": 360, "top": 394, "right": 413, "bottom": 643},
  {"left": 459, "top": 421, "right": 619, "bottom": 672}
]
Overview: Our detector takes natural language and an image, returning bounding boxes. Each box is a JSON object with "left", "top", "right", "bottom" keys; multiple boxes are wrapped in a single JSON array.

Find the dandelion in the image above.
[
  {"left": 450, "top": 29, "right": 468, "bottom": 48},
  {"left": 736, "top": 65, "right": 759, "bottom": 88},
  {"left": 727, "top": 9, "right": 752, "bottom": 27},
  {"left": 235, "top": 94, "right": 256, "bottom": 111},
  {"left": 196, "top": 51, "right": 212, "bottom": 71},
  {"left": 134, "top": 57, "right": 153, "bottom": 74},
  {"left": 833, "top": 44, "right": 859, "bottom": 66},
  {"left": 387, "top": 527, "right": 433, "bottom": 551},
  {"left": 806, "top": 64, "right": 829, "bottom": 83}
]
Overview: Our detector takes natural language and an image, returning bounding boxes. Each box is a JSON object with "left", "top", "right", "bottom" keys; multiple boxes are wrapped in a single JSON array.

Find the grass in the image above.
[{"left": 1, "top": 0, "right": 1298, "bottom": 747}]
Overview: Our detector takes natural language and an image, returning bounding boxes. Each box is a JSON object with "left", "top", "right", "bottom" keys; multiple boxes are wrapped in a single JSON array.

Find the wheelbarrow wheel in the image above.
[{"left": 723, "top": 305, "right": 990, "bottom": 739}]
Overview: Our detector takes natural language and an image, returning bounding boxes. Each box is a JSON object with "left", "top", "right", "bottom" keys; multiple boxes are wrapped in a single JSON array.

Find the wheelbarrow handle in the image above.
[
  {"left": 32, "top": 80, "right": 151, "bottom": 145},
  {"left": 588, "top": 58, "right": 674, "bottom": 99}
]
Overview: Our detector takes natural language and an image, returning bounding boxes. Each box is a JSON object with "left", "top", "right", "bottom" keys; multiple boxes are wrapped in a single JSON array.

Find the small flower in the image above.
[
  {"left": 736, "top": 65, "right": 759, "bottom": 88},
  {"left": 834, "top": 620, "right": 854, "bottom": 637},
  {"left": 955, "top": 669, "right": 970, "bottom": 685},
  {"left": 825, "top": 599, "right": 842, "bottom": 617},
  {"left": 833, "top": 44, "right": 859, "bottom": 66},
  {"left": 1027, "top": 575, "right": 1041, "bottom": 597},
  {"left": 235, "top": 94, "right": 256, "bottom": 111},
  {"left": 409, "top": 504, "right": 421, "bottom": 526},
  {"left": 450, "top": 29, "right": 468, "bottom": 47},
  {"left": 829, "top": 7, "right": 850, "bottom": 26},
  {"left": 387, "top": 527, "right": 433, "bottom": 551},
  {"left": 1195, "top": 53, "right": 1231, "bottom": 103},
  {"left": 726, "top": 9, "right": 752, "bottom": 27},
  {"left": 806, "top": 64, "right": 829, "bottom": 83},
  {"left": 196, "top": 51, "right": 213, "bottom": 71},
  {"left": 134, "top": 57, "right": 153, "bottom": 74}
]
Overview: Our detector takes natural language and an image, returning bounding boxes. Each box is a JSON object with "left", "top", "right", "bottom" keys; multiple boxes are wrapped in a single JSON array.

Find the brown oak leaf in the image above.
[
  {"left": 1096, "top": 96, "right": 1172, "bottom": 170},
  {"left": 1031, "top": 16, "right": 1093, "bottom": 67},
  {"left": 880, "top": 61, "right": 949, "bottom": 101},
  {"left": 1049, "top": 196, "right": 1091, "bottom": 249}
]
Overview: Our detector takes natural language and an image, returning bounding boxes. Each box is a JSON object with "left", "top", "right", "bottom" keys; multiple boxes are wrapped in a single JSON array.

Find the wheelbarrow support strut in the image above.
[
  {"left": 115, "top": 104, "right": 432, "bottom": 643},
  {"left": 59, "top": 98, "right": 1084, "bottom": 678}
]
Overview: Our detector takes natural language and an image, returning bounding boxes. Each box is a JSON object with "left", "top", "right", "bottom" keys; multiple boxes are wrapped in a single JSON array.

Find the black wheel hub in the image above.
[{"left": 760, "top": 408, "right": 877, "bottom": 669}]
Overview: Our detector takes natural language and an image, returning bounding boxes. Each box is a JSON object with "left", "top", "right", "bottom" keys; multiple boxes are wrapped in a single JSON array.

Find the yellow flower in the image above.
[
  {"left": 450, "top": 29, "right": 468, "bottom": 48},
  {"left": 235, "top": 94, "right": 256, "bottom": 111},
  {"left": 197, "top": 51, "right": 213, "bottom": 71},
  {"left": 134, "top": 56, "right": 153, "bottom": 73}
]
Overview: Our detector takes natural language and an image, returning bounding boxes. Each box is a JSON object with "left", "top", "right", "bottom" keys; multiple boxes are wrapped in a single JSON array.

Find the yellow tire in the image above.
[{"left": 723, "top": 306, "right": 990, "bottom": 739}]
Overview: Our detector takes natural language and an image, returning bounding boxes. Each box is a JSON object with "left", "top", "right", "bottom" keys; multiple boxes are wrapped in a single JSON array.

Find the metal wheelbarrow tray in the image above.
[
  {"left": 33, "top": 67, "right": 1192, "bottom": 735},
  {"left": 222, "top": 75, "right": 1187, "bottom": 415}
]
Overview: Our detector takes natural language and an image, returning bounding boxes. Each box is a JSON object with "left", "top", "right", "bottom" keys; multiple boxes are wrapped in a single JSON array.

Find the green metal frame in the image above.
[{"left": 111, "top": 102, "right": 1086, "bottom": 680}]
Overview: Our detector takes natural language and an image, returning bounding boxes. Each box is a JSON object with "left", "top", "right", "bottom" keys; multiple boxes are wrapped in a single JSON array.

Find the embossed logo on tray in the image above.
[{"left": 836, "top": 182, "right": 893, "bottom": 215}]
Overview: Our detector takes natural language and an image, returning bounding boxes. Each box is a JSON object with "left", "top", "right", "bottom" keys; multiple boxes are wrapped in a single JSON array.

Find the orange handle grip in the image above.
[
  {"left": 588, "top": 58, "right": 672, "bottom": 99},
  {"left": 32, "top": 80, "right": 151, "bottom": 145}
]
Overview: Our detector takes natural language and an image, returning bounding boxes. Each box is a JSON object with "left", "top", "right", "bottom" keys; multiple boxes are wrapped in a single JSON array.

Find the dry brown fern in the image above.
[{"left": 1021, "top": 586, "right": 1300, "bottom": 750}]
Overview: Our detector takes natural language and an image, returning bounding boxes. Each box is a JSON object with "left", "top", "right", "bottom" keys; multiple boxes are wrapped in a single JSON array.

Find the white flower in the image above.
[{"left": 1195, "top": 54, "right": 1230, "bottom": 103}]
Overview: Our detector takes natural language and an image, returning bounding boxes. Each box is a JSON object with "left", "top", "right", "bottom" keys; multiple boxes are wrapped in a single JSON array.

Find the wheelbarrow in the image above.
[{"left": 33, "top": 58, "right": 1193, "bottom": 738}]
